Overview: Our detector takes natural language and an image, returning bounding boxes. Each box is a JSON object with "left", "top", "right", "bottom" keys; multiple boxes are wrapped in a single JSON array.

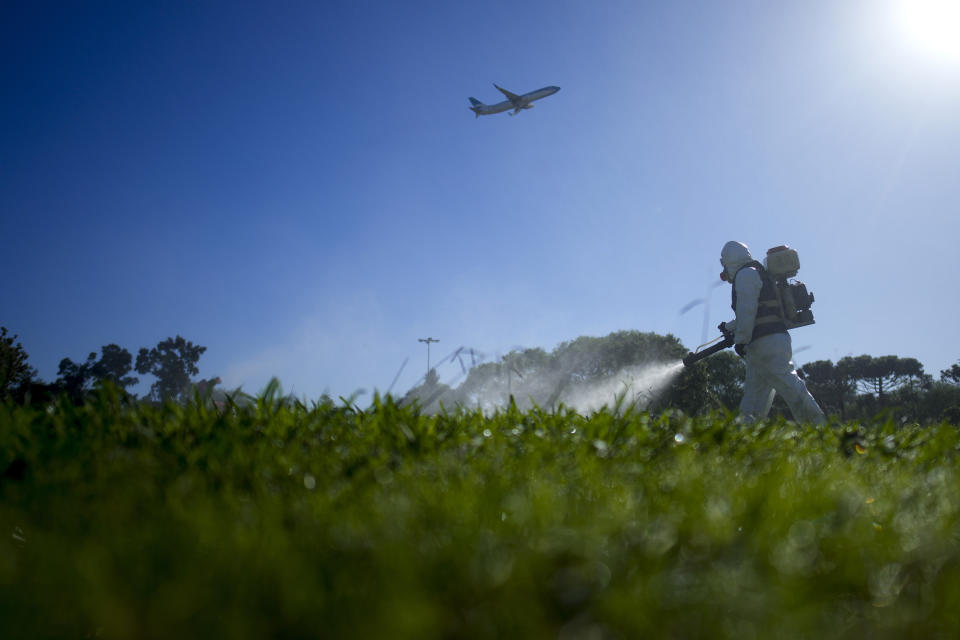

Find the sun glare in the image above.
[{"left": 895, "top": 0, "right": 960, "bottom": 64}]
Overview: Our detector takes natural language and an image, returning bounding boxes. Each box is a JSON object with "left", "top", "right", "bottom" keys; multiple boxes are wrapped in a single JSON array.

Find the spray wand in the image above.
[{"left": 682, "top": 324, "right": 734, "bottom": 367}]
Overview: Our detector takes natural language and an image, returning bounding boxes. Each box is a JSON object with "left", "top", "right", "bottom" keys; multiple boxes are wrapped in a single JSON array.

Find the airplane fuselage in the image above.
[{"left": 468, "top": 85, "right": 560, "bottom": 117}]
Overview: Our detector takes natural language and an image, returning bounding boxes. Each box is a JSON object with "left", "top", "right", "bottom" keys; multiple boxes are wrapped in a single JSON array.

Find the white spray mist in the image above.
[
  {"left": 560, "top": 361, "right": 686, "bottom": 414},
  {"left": 459, "top": 359, "right": 686, "bottom": 415}
]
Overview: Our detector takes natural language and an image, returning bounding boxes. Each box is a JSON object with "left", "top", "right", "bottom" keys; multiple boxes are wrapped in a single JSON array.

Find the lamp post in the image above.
[{"left": 418, "top": 337, "right": 439, "bottom": 375}]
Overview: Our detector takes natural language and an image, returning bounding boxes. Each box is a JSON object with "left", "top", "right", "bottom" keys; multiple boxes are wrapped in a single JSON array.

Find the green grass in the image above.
[{"left": 2, "top": 385, "right": 960, "bottom": 638}]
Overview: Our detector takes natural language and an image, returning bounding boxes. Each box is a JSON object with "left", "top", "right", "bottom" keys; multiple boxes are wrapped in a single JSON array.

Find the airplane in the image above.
[{"left": 468, "top": 84, "right": 560, "bottom": 117}]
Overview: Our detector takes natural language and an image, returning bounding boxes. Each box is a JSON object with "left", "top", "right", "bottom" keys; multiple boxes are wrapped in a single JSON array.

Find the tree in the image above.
[
  {"left": 921, "top": 359, "right": 960, "bottom": 423},
  {"left": 1, "top": 327, "right": 37, "bottom": 401},
  {"left": 135, "top": 336, "right": 206, "bottom": 402},
  {"left": 447, "top": 348, "right": 552, "bottom": 412},
  {"left": 450, "top": 331, "right": 700, "bottom": 414},
  {"left": 803, "top": 359, "right": 856, "bottom": 419},
  {"left": 841, "top": 355, "right": 927, "bottom": 403},
  {"left": 57, "top": 344, "right": 139, "bottom": 401},
  {"left": 455, "top": 331, "right": 741, "bottom": 414},
  {"left": 702, "top": 351, "right": 746, "bottom": 411},
  {"left": 91, "top": 344, "right": 138, "bottom": 390},
  {"left": 660, "top": 350, "right": 742, "bottom": 416},
  {"left": 401, "top": 368, "right": 452, "bottom": 412},
  {"left": 56, "top": 352, "right": 96, "bottom": 401},
  {"left": 553, "top": 331, "right": 683, "bottom": 383},
  {"left": 941, "top": 362, "right": 960, "bottom": 386}
]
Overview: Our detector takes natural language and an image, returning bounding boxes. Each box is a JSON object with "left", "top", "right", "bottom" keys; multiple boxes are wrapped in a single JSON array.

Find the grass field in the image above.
[{"left": 3, "top": 385, "right": 960, "bottom": 638}]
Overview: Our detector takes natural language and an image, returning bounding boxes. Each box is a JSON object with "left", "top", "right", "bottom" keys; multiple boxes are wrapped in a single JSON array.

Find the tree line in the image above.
[
  {"left": 5, "top": 324, "right": 959, "bottom": 423},
  {"left": 1, "top": 327, "right": 215, "bottom": 405},
  {"left": 803, "top": 355, "right": 960, "bottom": 423}
]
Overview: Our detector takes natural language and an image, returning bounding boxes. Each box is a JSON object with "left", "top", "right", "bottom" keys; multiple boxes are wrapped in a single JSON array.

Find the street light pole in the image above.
[{"left": 418, "top": 337, "right": 439, "bottom": 375}]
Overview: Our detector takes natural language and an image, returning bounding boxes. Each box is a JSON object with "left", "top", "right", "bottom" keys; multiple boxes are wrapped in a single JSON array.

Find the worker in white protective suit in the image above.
[{"left": 719, "top": 241, "right": 827, "bottom": 425}]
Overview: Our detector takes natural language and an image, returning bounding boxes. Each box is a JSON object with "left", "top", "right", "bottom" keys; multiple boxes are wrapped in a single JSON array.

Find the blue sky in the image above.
[{"left": 3, "top": 0, "right": 959, "bottom": 400}]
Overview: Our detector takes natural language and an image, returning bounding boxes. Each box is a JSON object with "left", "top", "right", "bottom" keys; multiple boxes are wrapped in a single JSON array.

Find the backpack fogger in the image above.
[{"left": 682, "top": 245, "right": 815, "bottom": 366}]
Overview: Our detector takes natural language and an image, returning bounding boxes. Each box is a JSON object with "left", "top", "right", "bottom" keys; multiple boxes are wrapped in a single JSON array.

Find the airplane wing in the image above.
[{"left": 494, "top": 84, "right": 522, "bottom": 103}]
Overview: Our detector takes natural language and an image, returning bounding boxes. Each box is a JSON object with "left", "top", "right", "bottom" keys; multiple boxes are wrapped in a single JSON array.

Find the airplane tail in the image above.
[{"left": 468, "top": 97, "right": 483, "bottom": 118}]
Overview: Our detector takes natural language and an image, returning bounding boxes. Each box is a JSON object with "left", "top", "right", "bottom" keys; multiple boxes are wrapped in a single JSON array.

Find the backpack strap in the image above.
[{"left": 732, "top": 261, "right": 787, "bottom": 340}]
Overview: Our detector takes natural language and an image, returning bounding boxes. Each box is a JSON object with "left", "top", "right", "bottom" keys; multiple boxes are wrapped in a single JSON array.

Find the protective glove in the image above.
[
  {"left": 735, "top": 343, "right": 746, "bottom": 358},
  {"left": 718, "top": 321, "right": 736, "bottom": 339}
]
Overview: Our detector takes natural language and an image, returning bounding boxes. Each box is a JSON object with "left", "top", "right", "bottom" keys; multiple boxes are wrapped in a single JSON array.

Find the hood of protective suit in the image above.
[{"left": 720, "top": 241, "right": 753, "bottom": 279}]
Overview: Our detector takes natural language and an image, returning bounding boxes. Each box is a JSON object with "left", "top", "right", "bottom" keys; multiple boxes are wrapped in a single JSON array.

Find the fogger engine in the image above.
[
  {"left": 765, "top": 245, "right": 815, "bottom": 330},
  {"left": 683, "top": 245, "right": 815, "bottom": 367}
]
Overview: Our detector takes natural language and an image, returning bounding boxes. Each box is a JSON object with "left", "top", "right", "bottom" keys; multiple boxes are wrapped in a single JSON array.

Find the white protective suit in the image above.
[{"left": 721, "top": 241, "right": 827, "bottom": 425}]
